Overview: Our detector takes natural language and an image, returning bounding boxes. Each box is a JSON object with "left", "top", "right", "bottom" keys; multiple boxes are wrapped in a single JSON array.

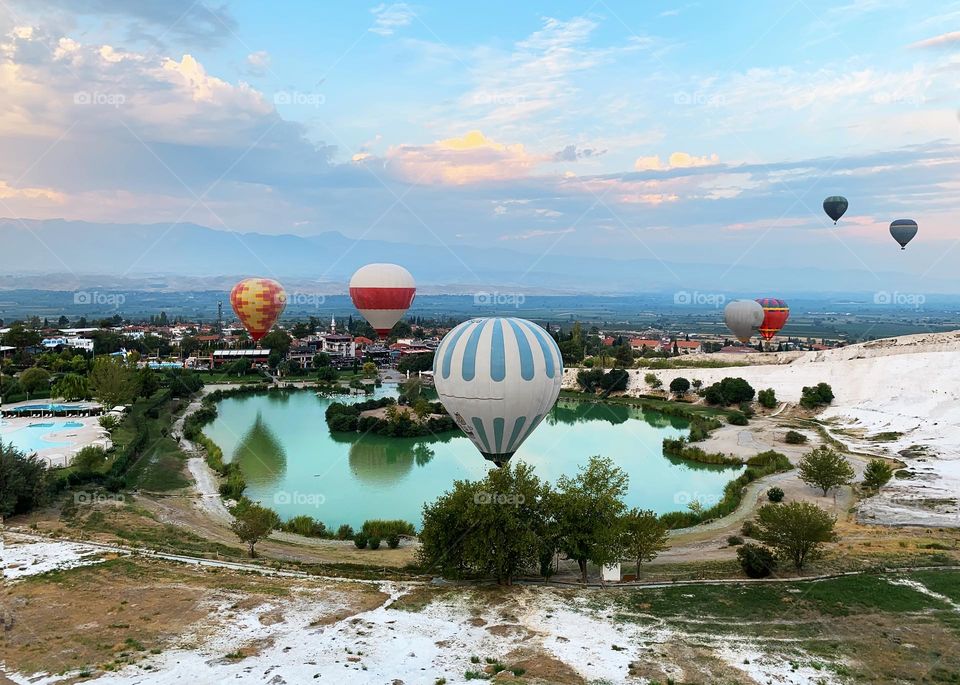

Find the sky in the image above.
[{"left": 1, "top": 0, "right": 959, "bottom": 282}]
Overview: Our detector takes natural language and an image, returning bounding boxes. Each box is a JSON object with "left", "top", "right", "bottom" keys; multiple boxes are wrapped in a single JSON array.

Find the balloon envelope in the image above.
[
  {"left": 889, "top": 219, "right": 918, "bottom": 250},
  {"left": 433, "top": 317, "right": 563, "bottom": 467},
  {"left": 349, "top": 263, "right": 416, "bottom": 337},
  {"left": 724, "top": 300, "right": 764, "bottom": 343},
  {"left": 823, "top": 196, "right": 848, "bottom": 224},
  {"left": 230, "top": 278, "right": 286, "bottom": 342},
  {"left": 755, "top": 298, "right": 790, "bottom": 341}
]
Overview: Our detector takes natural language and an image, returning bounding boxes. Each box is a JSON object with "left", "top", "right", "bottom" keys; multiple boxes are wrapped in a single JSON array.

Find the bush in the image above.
[
  {"left": 727, "top": 535, "right": 744, "bottom": 546},
  {"left": 757, "top": 388, "right": 777, "bottom": 409},
  {"left": 741, "top": 520, "right": 758, "bottom": 538},
  {"left": 98, "top": 414, "right": 120, "bottom": 431},
  {"left": 739, "top": 402, "right": 755, "bottom": 418},
  {"left": 784, "top": 430, "right": 807, "bottom": 444},
  {"left": 353, "top": 532, "right": 368, "bottom": 549},
  {"left": 703, "top": 377, "right": 755, "bottom": 405},
  {"left": 767, "top": 487, "right": 785, "bottom": 503},
  {"left": 336, "top": 524, "right": 355, "bottom": 540},
  {"left": 727, "top": 411, "right": 748, "bottom": 426},
  {"left": 669, "top": 377, "right": 691, "bottom": 396},
  {"left": 800, "top": 382, "right": 834, "bottom": 409},
  {"left": 282, "top": 515, "right": 327, "bottom": 538},
  {"left": 863, "top": 459, "right": 894, "bottom": 490},
  {"left": 386, "top": 533, "right": 401, "bottom": 549},
  {"left": 361, "top": 519, "right": 416, "bottom": 539},
  {"left": 737, "top": 543, "right": 777, "bottom": 578},
  {"left": 368, "top": 536, "right": 382, "bottom": 550}
]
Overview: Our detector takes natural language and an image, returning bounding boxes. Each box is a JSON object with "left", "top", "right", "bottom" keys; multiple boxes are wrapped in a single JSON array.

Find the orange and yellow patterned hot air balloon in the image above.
[{"left": 230, "top": 278, "right": 287, "bottom": 342}]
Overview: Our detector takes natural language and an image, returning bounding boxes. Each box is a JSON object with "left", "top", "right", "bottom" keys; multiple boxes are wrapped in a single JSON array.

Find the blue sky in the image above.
[{"left": 1, "top": 0, "right": 959, "bottom": 281}]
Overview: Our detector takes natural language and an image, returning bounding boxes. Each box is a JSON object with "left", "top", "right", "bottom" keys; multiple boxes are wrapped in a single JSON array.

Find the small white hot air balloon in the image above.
[
  {"left": 724, "top": 299, "right": 764, "bottom": 343},
  {"left": 349, "top": 263, "right": 416, "bottom": 338},
  {"left": 434, "top": 317, "right": 563, "bottom": 467}
]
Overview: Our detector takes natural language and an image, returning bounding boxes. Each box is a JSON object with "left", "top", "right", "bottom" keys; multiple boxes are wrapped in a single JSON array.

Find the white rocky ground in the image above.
[
  {"left": 1, "top": 534, "right": 107, "bottom": 580},
  {"left": 564, "top": 330, "right": 960, "bottom": 527}
]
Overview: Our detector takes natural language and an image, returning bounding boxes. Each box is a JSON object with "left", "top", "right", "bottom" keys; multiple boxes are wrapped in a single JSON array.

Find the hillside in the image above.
[{"left": 565, "top": 331, "right": 960, "bottom": 527}]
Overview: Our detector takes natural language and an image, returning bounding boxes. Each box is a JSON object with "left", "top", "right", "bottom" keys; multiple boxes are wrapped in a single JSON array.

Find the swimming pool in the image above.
[
  {"left": 7, "top": 403, "right": 90, "bottom": 413},
  {"left": 2, "top": 420, "right": 79, "bottom": 453}
]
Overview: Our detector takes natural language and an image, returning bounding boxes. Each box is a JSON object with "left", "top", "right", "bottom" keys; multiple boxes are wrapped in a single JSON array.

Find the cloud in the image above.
[
  {"left": 0, "top": 180, "right": 64, "bottom": 202},
  {"left": 634, "top": 152, "right": 719, "bottom": 171},
  {"left": 553, "top": 144, "right": 607, "bottom": 162},
  {"left": 369, "top": 3, "right": 415, "bottom": 36},
  {"left": 385, "top": 130, "right": 539, "bottom": 184},
  {"left": 909, "top": 31, "right": 960, "bottom": 49},
  {"left": 18, "top": 0, "right": 238, "bottom": 46},
  {"left": 245, "top": 50, "right": 271, "bottom": 75}
]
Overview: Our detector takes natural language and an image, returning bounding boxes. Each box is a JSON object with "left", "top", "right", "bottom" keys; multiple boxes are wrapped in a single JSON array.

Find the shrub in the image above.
[
  {"left": 361, "top": 519, "right": 416, "bottom": 540},
  {"left": 784, "top": 430, "right": 807, "bottom": 444},
  {"left": 368, "top": 536, "right": 382, "bottom": 550},
  {"left": 669, "top": 377, "right": 691, "bottom": 396},
  {"left": 727, "top": 535, "right": 744, "bottom": 546},
  {"left": 757, "top": 388, "right": 777, "bottom": 409},
  {"left": 386, "top": 533, "right": 401, "bottom": 549},
  {"left": 703, "top": 377, "right": 755, "bottom": 405},
  {"left": 353, "top": 532, "right": 368, "bottom": 549},
  {"left": 737, "top": 543, "right": 778, "bottom": 578},
  {"left": 767, "top": 487, "right": 785, "bottom": 503},
  {"left": 739, "top": 402, "right": 755, "bottom": 418},
  {"left": 863, "top": 459, "right": 894, "bottom": 490},
  {"left": 741, "top": 520, "right": 758, "bottom": 538},
  {"left": 336, "top": 524, "right": 355, "bottom": 540},
  {"left": 98, "top": 414, "right": 120, "bottom": 431},
  {"left": 282, "top": 515, "right": 326, "bottom": 538},
  {"left": 727, "top": 411, "right": 748, "bottom": 426},
  {"left": 800, "top": 382, "right": 834, "bottom": 409}
]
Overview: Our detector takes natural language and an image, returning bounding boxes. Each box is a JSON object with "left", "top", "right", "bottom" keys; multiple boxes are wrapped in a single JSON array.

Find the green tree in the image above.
[
  {"left": 418, "top": 479, "right": 481, "bottom": 578},
  {"left": 317, "top": 366, "right": 338, "bottom": 383},
  {"left": 622, "top": 508, "right": 668, "bottom": 576},
  {"left": 669, "top": 377, "right": 690, "bottom": 396},
  {"left": 553, "top": 456, "right": 628, "bottom": 583},
  {"left": 0, "top": 444, "right": 51, "bottom": 517},
  {"left": 757, "top": 388, "right": 777, "bottom": 409},
  {"left": 230, "top": 500, "right": 281, "bottom": 557},
  {"left": 261, "top": 329, "right": 292, "bottom": 355},
  {"left": 52, "top": 373, "right": 89, "bottom": 401},
  {"left": 798, "top": 447, "right": 855, "bottom": 496},
  {"left": 412, "top": 398, "right": 432, "bottom": 422},
  {"left": 19, "top": 367, "right": 51, "bottom": 398},
  {"left": 362, "top": 361, "right": 378, "bottom": 378},
  {"left": 800, "top": 382, "right": 834, "bottom": 409},
  {"left": 863, "top": 459, "right": 894, "bottom": 490},
  {"left": 398, "top": 351, "right": 434, "bottom": 374},
  {"left": 755, "top": 501, "right": 836, "bottom": 570},
  {"left": 613, "top": 345, "right": 633, "bottom": 368},
  {"left": 227, "top": 358, "right": 252, "bottom": 377},
  {"left": 72, "top": 445, "right": 108, "bottom": 476},
  {"left": 3, "top": 324, "right": 40, "bottom": 349},
  {"left": 89, "top": 357, "right": 136, "bottom": 408},
  {"left": 312, "top": 352, "right": 332, "bottom": 368}
]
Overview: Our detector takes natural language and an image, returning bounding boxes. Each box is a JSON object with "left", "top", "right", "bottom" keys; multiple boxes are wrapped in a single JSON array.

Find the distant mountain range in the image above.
[{"left": 1, "top": 217, "right": 955, "bottom": 295}]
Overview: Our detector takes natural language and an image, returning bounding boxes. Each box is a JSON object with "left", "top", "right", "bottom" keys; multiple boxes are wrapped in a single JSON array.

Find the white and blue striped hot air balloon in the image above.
[{"left": 433, "top": 317, "right": 564, "bottom": 467}]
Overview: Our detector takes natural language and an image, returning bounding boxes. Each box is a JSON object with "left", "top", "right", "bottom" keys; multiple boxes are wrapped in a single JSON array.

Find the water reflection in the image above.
[{"left": 234, "top": 412, "right": 287, "bottom": 484}]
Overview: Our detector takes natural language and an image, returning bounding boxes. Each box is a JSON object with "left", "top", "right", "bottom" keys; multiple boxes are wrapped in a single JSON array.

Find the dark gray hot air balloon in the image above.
[
  {"left": 889, "top": 219, "right": 918, "bottom": 250},
  {"left": 724, "top": 299, "right": 764, "bottom": 343},
  {"left": 823, "top": 196, "right": 848, "bottom": 224}
]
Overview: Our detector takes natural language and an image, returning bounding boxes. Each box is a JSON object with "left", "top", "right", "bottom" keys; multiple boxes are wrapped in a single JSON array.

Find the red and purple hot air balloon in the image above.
[
  {"left": 349, "top": 263, "right": 416, "bottom": 338},
  {"left": 755, "top": 298, "right": 789, "bottom": 341}
]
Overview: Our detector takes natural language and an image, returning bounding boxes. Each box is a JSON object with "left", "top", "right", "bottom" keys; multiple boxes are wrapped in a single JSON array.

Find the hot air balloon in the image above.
[
  {"left": 823, "top": 196, "right": 848, "bottom": 225},
  {"left": 230, "top": 277, "right": 287, "bottom": 342},
  {"left": 889, "top": 219, "right": 918, "bottom": 250},
  {"left": 724, "top": 300, "right": 764, "bottom": 343},
  {"left": 433, "top": 317, "right": 563, "bottom": 467},
  {"left": 755, "top": 298, "right": 790, "bottom": 341},
  {"left": 349, "top": 263, "right": 416, "bottom": 338}
]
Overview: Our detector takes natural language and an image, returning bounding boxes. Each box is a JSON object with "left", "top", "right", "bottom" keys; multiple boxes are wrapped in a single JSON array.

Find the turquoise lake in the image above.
[{"left": 203, "top": 387, "right": 743, "bottom": 529}]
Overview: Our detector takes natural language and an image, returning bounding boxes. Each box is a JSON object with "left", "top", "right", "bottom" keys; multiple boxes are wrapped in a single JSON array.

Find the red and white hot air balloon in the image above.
[{"left": 349, "top": 263, "right": 416, "bottom": 338}]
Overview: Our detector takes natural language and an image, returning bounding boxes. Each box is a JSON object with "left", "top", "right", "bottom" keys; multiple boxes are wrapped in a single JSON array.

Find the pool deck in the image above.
[{"left": 0, "top": 400, "right": 113, "bottom": 467}]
